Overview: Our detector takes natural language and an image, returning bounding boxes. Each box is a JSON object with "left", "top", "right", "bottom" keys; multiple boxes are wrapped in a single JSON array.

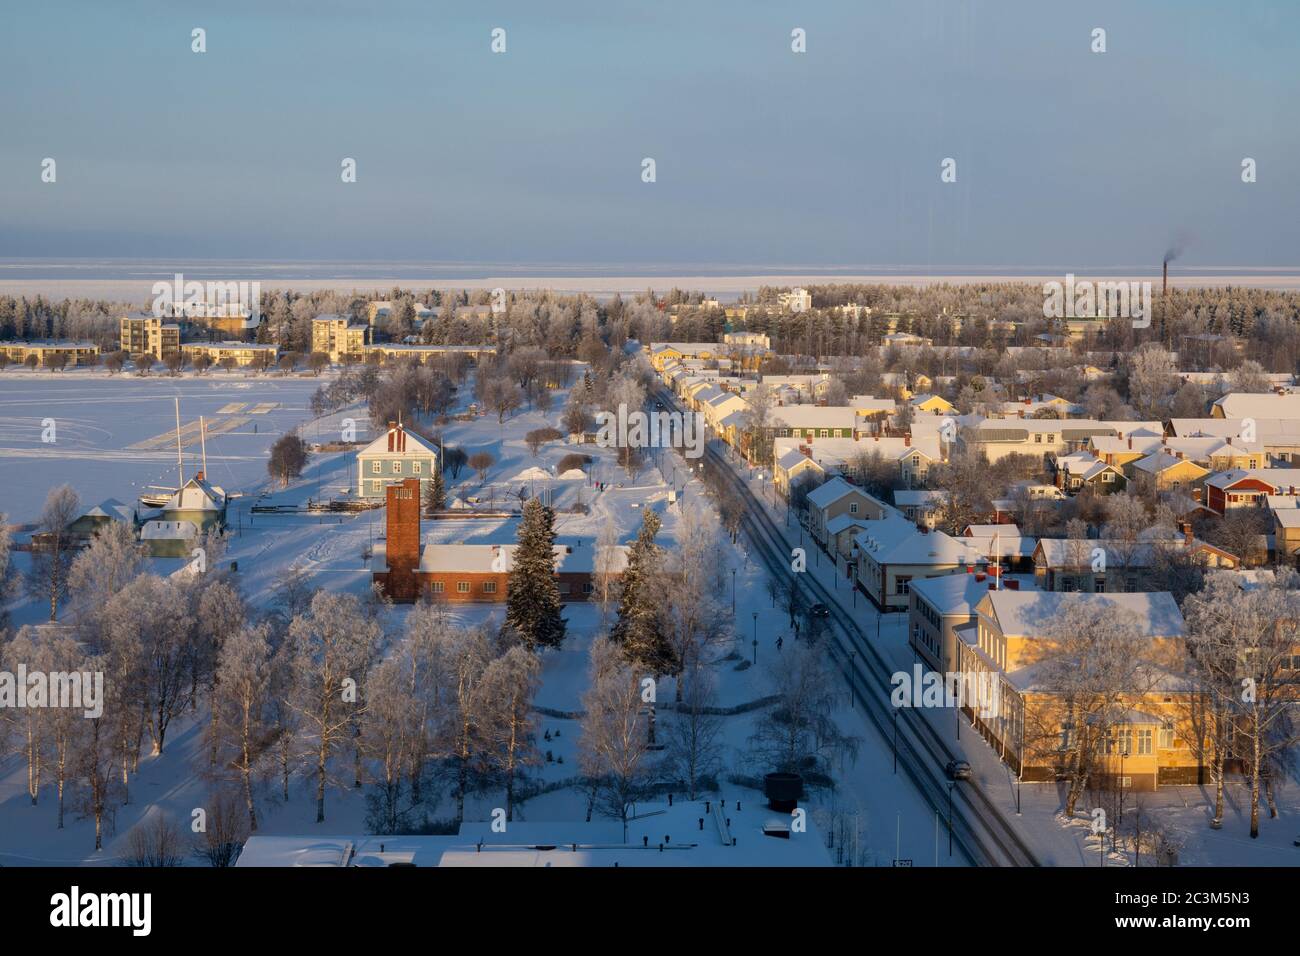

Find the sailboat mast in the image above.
[{"left": 175, "top": 396, "right": 184, "bottom": 489}]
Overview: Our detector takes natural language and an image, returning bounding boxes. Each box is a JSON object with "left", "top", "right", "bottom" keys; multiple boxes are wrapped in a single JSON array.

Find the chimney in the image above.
[
  {"left": 1127, "top": 436, "right": 1132, "bottom": 449},
  {"left": 904, "top": 435, "right": 911, "bottom": 447},
  {"left": 1018, "top": 409, "right": 1025, "bottom": 419},
  {"left": 1183, "top": 521, "right": 1193, "bottom": 546}
]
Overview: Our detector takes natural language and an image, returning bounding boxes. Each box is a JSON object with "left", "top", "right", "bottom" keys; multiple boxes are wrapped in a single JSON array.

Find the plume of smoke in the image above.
[{"left": 1164, "top": 229, "right": 1195, "bottom": 265}]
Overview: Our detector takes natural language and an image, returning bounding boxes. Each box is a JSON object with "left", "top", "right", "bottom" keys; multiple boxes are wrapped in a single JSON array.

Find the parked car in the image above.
[{"left": 946, "top": 760, "right": 972, "bottom": 781}]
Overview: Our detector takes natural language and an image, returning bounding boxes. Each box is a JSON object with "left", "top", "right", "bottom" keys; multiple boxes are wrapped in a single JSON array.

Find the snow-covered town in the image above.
[
  {"left": 4, "top": 285, "right": 1300, "bottom": 882},
  {"left": 3, "top": 0, "right": 1293, "bottom": 938}
]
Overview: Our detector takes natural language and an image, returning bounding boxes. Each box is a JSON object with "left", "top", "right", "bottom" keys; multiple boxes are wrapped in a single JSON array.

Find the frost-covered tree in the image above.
[
  {"left": 663, "top": 665, "right": 724, "bottom": 800},
  {"left": 579, "top": 636, "right": 657, "bottom": 839},
  {"left": 590, "top": 520, "right": 623, "bottom": 626},
  {"left": 1027, "top": 595, "right": 1162, "bottom": 817},
  {"left": 67, "top": 521, "right": 144, "bottom": 634},
  {"left": 1, "top": 628, "right": 48, "bottom": 804},
  {"left": 503, "top": 499, "right": 566, "bottom": 650},
  {"left": 288, "top": 591, "right": 381, "bottom": 822},
  {"left": 104, "top": 574, "right": 198, "bottom": 757},
  {"left": 747, "top": 643, "right": 859, "bottom": 790},
  {"left": 213, "top": 623, "right": 279, "bottom": 832},
  {"left": 72, "top": 653, "right": 124, "bottom": 851},
  {"left": 436, "top": 626, "right": 493, "bottom": 823},
  {"left": 26, "top": 484, "right": 80, "bottom": 621},
  {"left": 650, "top": 502, "right": 731, "bottom": 701},
  {"left": 360, "top": 652, "right": 422, "bottom": 834},
  {"left": 474, "top": 645, "right": 541, "bottom": 821}
]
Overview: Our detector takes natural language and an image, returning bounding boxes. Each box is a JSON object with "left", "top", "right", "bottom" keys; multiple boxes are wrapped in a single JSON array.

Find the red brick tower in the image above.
[{"left": 381, "top": 477, "right": 422, "bottom": 601}]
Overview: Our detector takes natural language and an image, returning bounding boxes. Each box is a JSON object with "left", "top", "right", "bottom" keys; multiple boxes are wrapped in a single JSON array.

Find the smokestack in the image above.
[{"left": 1163, "top": 259, "right": 1168, "bottom": 298}]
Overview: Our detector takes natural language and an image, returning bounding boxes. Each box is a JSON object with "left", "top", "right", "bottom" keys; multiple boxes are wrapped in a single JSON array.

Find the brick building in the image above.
[{"left": 373, "top": 478, "right": 628, "bottom": 603}]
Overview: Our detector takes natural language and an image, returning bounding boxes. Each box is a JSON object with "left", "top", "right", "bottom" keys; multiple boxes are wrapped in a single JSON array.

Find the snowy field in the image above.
[{"left": 0, "top": 369, "right": 329, "bottom": 524}]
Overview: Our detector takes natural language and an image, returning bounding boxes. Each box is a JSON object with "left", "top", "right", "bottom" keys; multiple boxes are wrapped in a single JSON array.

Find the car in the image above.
[
  {"left": 946, "top": 760, "right": 973, "bottom": 781},
  {"left": 654, "top": 400, "right": 665, "bottom": 409},
  {"left": 809, "top": 603, "right": 830, "bottom": 619}
]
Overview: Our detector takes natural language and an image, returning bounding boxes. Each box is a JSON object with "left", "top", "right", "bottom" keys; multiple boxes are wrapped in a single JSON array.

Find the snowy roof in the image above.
[
  {"left": 978, "top": 590, "right": 1185, "bottom": 639},
  {"left": 767, "top": 405, "right": 857, "bottom": 430},
  {"left": 357, "top": 423, "right": 437, "bottom": 459},
  {"left": 854, "top": 518, "right": 980, "bottom": 566},
  {"left": 805, "top": 476, "right": 864, "bottom": 509},
  {"left": 1212, "top": 392, "right": 1300, "bottom": 420},
  {"left": 825, "top": 513, "right": 872, "bottom": 536},
  {"left": 911, "top": 572, "right": 1038, "bottom": 617},
  {"left": 162, "top": 476, "right": 225, "bottom": 513},
  {"left": 240, "top": 798, "right": 829, "bottom": 867},
  {"left": 79, "top": 498, "right": 134, "bottom": 523}
]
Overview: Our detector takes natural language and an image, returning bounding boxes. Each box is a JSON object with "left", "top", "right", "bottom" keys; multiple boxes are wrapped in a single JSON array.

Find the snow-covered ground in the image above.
[
  {"left": 0, "top": 369, "right": 958, "bottom": 867},
  {"left": 0, "top": 368, "right": 330, "bottom": 524}
]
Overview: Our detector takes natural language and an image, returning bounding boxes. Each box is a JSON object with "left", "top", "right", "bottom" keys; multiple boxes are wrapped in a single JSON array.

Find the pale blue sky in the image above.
[{"left": 1, "top": 0, "right": 1296, "bottom": 269}]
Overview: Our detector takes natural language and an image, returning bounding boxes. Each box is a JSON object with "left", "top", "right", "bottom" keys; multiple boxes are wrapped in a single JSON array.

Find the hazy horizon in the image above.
[{"left": 3, "top": 1, "right": 1297, "bottom": 268}]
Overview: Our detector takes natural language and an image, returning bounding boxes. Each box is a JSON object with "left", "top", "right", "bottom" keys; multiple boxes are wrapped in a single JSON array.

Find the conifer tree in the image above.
[
  {"left": 503, "top": 499, "right": 566, "bottom": 649},
  {"left": 424, "top": 465, "right": 446, "bottom": 515},
  {"left": 610, "top": 509, "right": 676, "bottom": 674}
]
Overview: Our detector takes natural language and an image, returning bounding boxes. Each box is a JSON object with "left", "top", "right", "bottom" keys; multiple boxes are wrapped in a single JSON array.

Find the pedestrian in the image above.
[{"left": 776, "top": 636, "right": 783, "bottom": 652}]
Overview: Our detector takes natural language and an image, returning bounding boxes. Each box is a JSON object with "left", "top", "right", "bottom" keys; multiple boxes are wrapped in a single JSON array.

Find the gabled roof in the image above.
[
  {"left": 978, "top": 590, "right": 1185, "bottom": 639},
  {"left": 358, "top": 423, "right": 437, "bottom": 459},
  {"left": 162, "top": 475, "right": 225, "bottom": 513},
  {"left": 854, "top": 518, "right": 980, "bottom": 566},
  {"left": 806, "top": 476, "right": 866, "bottom": 510}
]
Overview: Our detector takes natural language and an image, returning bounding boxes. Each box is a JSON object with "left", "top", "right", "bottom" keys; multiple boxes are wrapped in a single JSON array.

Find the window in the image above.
[
  {"left": 412, "top": 461, "right": 422, "bottom": 474},
  {"left": 430, "top": 581, "right": 444, "bottom": 593},
  {"left": 1159, "top": 722, "right": 1175, "bottom": 749},
  {"left": 483, "top": 581, "right": 498, "bottom": 594},
  {"left": 896, "top": 575, "right": 912, "bottom": 596},
  {"left": 1137, "top": 729, "right": 1153, "bottom": 755},
  {"left": 819, "top": 429, "right": 829, "bottom": 438},
  {"left": 583, "top": 582, "right": 594, "bottom": 594},
  {"left": 456, "top": 581, "right": 470, "bottom": 593},
  {"left": 370, "top": 480, "right": 381, "bottom": 494},
  {"left": 393, "top": 461, "right": 402, "bottom": 473},
  {"left": 1102, "top": 472, "right": 1114, "bottom": 482},
  {"left": 372, "top": 461, "right": 381, "bottom": 474},
  {"left": 849, "top": 502, "right": 858, "bottom": 514}
]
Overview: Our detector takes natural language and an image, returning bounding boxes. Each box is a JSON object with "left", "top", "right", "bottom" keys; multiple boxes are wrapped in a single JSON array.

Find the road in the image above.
[{"left": 655, "top": 387, "right": 1040, "bottom": 867}]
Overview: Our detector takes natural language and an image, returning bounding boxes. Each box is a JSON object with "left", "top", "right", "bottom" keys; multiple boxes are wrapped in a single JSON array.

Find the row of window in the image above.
[
  {"left": 371, "top": 459, "right": 426, "bottom": 474},
  {"left": 1060, "top": 725, "right": 1176, "bottom": 753},
  {"left": 427, "top": 580, "right": 596, "bottom": 595}
]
